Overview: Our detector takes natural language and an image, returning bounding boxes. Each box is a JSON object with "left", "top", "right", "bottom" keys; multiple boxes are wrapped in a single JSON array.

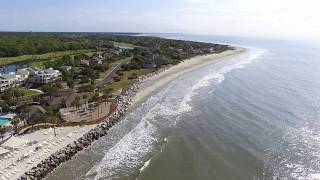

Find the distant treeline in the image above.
[
  {"left": 0, "top": 35, "right": 89, "bottom": 57},
  {"left": 0, "top": 32, "right": 230, "bottom": 59},
  {"left": 0, "top": 32, "right": 117, "bottom": 57}
]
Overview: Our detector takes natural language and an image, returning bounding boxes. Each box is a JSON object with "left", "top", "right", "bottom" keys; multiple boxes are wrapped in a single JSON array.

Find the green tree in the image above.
[
  {"left": 18, "top": 110, "right": 27, "bottom": 126},
  {"left": 71, "top": 101, "right": 76, "bottom": 116},
  {"left": 10, "top": 118, "right": 19, "bottom": 134},
  {"left": 24, "top": 106, "right": 31, "bottom": 125},
  {"left": 46, "top": 113, "right": 59, "bottom": 124},
  {"left": 60, "top": 98, "right": 67, "bottom": 108},
  {"left": 0, "top": 126, "right": 6, "bottom": 141},
  {"left": 83, "top": 94, "right": 88, "bottom": 107},
  {"left": 74, "top": 96, "right": 81, "bottom": 110},
  {"left": 67, "top": 80, "right": 74, "bottom": 89},
  {"left": 90, "top": 79, "right": 95, "bottom": 85}
]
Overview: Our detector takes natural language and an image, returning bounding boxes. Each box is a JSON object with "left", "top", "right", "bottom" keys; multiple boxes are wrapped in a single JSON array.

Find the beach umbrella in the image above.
[
  {"left": 37, "top": 144, "right": 43, "bottom": 148},
  {"left": 23, "top": 153, "right": 29, "bottom": 157}
]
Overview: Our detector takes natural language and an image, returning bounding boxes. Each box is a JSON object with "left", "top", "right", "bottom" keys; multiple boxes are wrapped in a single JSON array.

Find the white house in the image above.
[
  {"left": 27, "top": 67, "right": 61, "bottom": 84},
  {"left": 90, "top": 57, "right": 103, "bottom": 65},
  {"left": 16, "top": 68, "right": 30, "bottom": 85}
]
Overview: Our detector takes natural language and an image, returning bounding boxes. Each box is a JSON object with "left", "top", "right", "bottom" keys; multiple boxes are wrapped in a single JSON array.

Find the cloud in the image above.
[
  {"left": 164, "top": 0, "right": 320, "bottom": 39},
  {"left": 178, "top": 7, "right": 210, "bottom": 14},
  {"left": 1, "top": 0, "right": 320, "bottom": 39},
  {"left": 186, "top": 0, "right": 211, "bottom": 4}
]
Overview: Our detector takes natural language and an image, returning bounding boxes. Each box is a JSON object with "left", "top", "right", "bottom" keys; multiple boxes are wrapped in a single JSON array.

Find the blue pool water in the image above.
[{"left": 0, "top": 118, "right": 10, "bottom": 125}]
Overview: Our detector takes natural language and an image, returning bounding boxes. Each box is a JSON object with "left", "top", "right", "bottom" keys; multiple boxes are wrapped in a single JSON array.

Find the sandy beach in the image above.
[
  {"left": 0, "top": 47, "right": 246, "bottom": 180},
  {"left": 132, "top": 47, "right": 246, "bottom": 104}
]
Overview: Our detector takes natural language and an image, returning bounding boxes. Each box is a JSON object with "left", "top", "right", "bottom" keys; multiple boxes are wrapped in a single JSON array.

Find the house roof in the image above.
[
  {"left": 16, "top": 69, "right": 30, "bottom": 75},
  {"left": 0, "top": 74, "right": 17, "bottom": 80},
  {"left": 80, "top": 59, "right": 90, "bottom": 64},
  {"left": 44, "top": 68, "right": 57, "bottom": 74},
  {"left": 27, "top": 67, "right": 59, "bottom": 75}
]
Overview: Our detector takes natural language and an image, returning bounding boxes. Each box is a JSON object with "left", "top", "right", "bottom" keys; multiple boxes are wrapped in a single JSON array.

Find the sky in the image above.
[{"left": 1, "top": 0, "right": 320, "bottom": 40}]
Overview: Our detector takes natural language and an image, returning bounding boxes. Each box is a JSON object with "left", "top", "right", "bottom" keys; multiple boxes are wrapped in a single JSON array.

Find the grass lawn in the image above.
[
  {"left": 0, "top": 49, "right": 94, "bottom": 66},
  {"left": 22, "top": 89, "right": 43, "bottom": 96},
  {"left": 30, "top": 50, "right": 95, "bottom": 69},
  {"left": 97, "top": 57, "right": 132, "bottom": 80},
  {"left": 113, "top": 42, "right": 139, "bottom": 48},
  {"left": 106, "top": 69, "right": 154, "bottom": 93}
]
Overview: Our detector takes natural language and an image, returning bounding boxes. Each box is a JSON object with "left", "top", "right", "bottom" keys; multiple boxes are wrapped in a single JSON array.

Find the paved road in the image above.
[{"left": 95, "top": 57, "right": 131, "bottom": 88}]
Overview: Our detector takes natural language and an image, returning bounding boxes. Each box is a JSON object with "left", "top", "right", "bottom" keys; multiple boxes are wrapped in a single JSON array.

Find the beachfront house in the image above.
[
  {"left": 90, "top": 57, "right": 103, "bottom": 65},
  {"left": 79, "top": 59, "right": 90, "bottom": 66},
  {"left": 102, "top": 52, "right": 113, "bottom": 60},
  {"left": 142, "top": 54, "right": 157, "bottom": 69},
  {"left": 93, "top": 52, "right": 104, "bottom": 59},
  {"left": 27, "top": 67, "right": 61, "bottom": 84},
  {"left": 142, "top": 60, "right": 157, "bottom": 69}
]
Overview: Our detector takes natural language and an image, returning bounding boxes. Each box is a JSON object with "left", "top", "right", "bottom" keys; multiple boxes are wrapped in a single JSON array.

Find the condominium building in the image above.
[{"left": 0, "top": 73, "right": 21, "bottom": 92}]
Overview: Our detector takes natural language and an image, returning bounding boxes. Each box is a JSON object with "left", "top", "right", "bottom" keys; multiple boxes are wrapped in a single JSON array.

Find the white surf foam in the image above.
[
  {"left": 180, "top": 48, "right": 265, "bottom": 111},
  {"left": 86, "top": 119, "right": 158, "bottom": 179},
  {"left": 86, "top": 48, "right": 265, "bottom": 179},
  {"left": 139, "top": 159, "right": 151, "bottom": 173},
  {"left": 86, "top": 94, "right": 192, "bottom": 179}
]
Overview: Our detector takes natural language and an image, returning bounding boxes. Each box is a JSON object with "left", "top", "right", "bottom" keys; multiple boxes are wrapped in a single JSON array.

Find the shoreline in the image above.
[
  {"left": 132, "top": 47, "right": 246, "bottom": 104},
  {"left": 12, "top": 47, "right": 246, "bottom": 180}
]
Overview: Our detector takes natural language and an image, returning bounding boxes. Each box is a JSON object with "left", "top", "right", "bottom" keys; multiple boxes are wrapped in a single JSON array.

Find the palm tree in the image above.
[
  {"left": 18, "top": 111, "right": 27, "bottom": 127},
  {"left": 47, "top": 114, "right": 59, "bottom": 125},
  {"left": 60, "top": 98, "right": 67, "bottom": 108},
  {"left": 101, "top": 94, "right": 108, "bottom": 102},
  {"left": 71, "top": 101, "right": 76, "bottom": 111},
  {"left": 24, "top": 106, "right": 31, "bottom": 125},
  {"left": 0, "top": 126, "right": 6, "bottom": 141},
  {"left": 82, "top": 94, "right": 87, "bottom": 108},
  {"left": 10, "top": 118, "right": 19, "bottom": 134},
  {"left": 44, "top": 111, "right": 60, "bottom": 136},
  {"left": 75, "top": 96, "right": 81, "bottom": 110},
  {"left": 96, "top": 97, "right": 103, "bottom": 117}
]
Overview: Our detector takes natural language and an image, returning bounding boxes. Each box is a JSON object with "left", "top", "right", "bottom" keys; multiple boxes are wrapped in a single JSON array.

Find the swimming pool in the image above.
[{"left": 0, "top": 118, "right": 10, "bottom": 125}]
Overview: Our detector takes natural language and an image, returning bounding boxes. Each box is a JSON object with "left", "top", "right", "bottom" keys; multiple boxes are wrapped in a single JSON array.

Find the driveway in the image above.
[{"left": 95, "top": 57, "right": 131, "bottom": 88}]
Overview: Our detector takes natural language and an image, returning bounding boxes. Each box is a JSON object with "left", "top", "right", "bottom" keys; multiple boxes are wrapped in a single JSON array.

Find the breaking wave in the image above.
[{"left": 86, "top": 48, "right": 265, "bottom": 179}]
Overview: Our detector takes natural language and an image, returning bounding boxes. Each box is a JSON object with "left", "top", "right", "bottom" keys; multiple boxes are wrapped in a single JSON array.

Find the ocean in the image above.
[{"left": 45, "top": 34, "right": 320, "bottom": 180}]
